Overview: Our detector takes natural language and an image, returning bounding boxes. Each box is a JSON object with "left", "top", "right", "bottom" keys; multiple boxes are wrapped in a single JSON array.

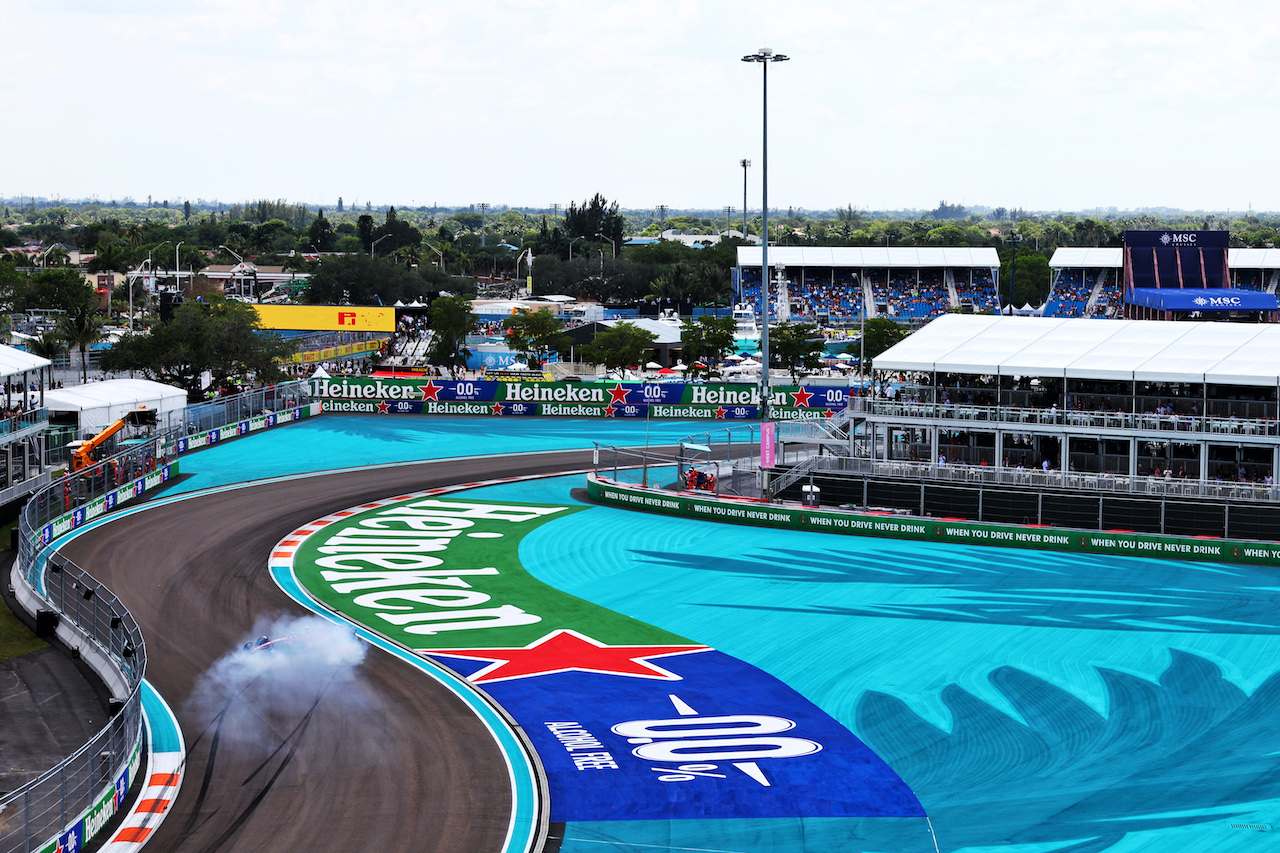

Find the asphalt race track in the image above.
[{"left": 59, "top": 449, "right": 598, "bottom": 853}]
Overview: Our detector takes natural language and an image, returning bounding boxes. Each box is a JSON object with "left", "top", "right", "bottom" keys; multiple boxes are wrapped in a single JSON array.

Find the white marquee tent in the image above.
[
  {"left": 45, "top": 379, "right": 187, "bottom": 432},
  {"left": 875, "top": 314, "right": 1280, "bottom": 387}
]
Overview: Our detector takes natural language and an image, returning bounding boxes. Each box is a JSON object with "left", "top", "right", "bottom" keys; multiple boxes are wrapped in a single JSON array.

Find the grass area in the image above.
[
  {"left": 0, "top": 520, "right": 47, "bottom": 661},
  {"left": 0, "top": 605, "right": 46, "bottom": 661}
]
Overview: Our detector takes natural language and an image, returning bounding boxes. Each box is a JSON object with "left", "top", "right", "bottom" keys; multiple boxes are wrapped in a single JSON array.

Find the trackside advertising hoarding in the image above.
[
  {"left": 586, "top": 475, "right": 1280, "bottom": 568},
  {"left": 310, "top": 376, "right": 850, "bottom": 420},
  {"left": 254, "top": 304, "right": 397, "bottom": 332},
  {"left": 36, "top": 736, "right": 142, "bottom": 853}
]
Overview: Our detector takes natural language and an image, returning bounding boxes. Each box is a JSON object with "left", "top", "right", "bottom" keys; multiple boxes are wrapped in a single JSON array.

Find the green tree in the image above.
[
  {"left": 57, "top": 306, "right": 103, "bottom": 384},
  {"left": 769, "top": 322, "right": 824, "bottom": 383},
  {"left": 581, "top": 321, "right": 657, "bottom": 372},
  {"left": 425, "top": 294, "right": 477, "bottom": 376},
  {"left": 99, "top": 296, "right": 295, "bottom": 396},
  {"left": 501, "top": 308, "right": 567, "bottom": 367},
  {"left": 307, "top": 209, "right": 336, "bottom": 252},
  {"left": 999, "top": 250, "right": 1051, "bottom": 307},
  {"left": 680, "top": 315, "right": 736, "bottom": 379},
  {"left": 849, "top": 317, "right": 909, "bottom": 371},
  {"left": 27, "top": 330, "right": 67, "bottom": 388},
  {"left": 21, "top": 268, "right": 96, "bottom": 314}
]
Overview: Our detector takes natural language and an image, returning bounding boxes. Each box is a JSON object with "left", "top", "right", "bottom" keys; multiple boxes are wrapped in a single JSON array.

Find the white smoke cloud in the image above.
[{"left": 184, "top": 613, "right": 370, "bottom": 748}]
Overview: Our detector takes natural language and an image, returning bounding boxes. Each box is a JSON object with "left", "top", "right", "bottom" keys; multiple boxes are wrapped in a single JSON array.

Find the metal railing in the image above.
[
  {"left": 789, "top": 455, "right": 1280, "bottom": 503},
  {"left": 2, "top": 380, "right": 313, "bottom": 853}
]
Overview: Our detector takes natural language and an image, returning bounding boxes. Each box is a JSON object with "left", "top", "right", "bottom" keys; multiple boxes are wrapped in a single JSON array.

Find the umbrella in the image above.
[
  {"left": 645, "top": 361, "right": 663, "bottom": 370},
  {"left": 751, "top": 350, "right": 763, "bottom": 357},
  {"left": 656, "top": 367, "right": 676, "bottom": 375},
  {"left": 725, "top": 354, "right": 745, "bottom": 362},
  {"left": 739, "top": 358, "right": 760, "bottom": 367},
  {"left": 672, "top": 363, "right": 688, "bottom": 371},
  {"left": 836, "top": 352, "right": 854, "bottom": 361},
  {"left": 311, "top": 366, "right": 331, "bottom": 378}
]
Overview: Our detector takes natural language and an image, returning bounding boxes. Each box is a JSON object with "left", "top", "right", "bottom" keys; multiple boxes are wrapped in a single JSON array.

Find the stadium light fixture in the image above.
[{"left": 742, "top": 47, "right": 788, "bottom": 422}]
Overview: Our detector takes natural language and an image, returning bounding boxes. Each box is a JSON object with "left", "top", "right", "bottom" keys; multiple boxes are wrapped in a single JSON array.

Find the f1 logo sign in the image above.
[{"left": 338, "top": 311, "right": 357, "bottom": 325}]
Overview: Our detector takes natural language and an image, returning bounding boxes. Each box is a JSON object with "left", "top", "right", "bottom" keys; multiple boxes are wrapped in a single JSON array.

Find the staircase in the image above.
[
  {"left": 944, "top": 269, "right": 959, "bottom": 307},
  {"left": 863, "top": 279, "right": 877, "bottom": 318},
  {"left": 1085, "top": 269, "right": 1108, "bottom": 316}
]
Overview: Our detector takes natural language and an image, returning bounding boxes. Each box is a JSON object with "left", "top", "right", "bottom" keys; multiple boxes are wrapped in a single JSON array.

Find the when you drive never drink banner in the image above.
[
  {"left": 284, "top": 496, "right": 923, "bottom": 823},
  {"left": 310, "top": 376, "right": 850, "bottom": 421}
]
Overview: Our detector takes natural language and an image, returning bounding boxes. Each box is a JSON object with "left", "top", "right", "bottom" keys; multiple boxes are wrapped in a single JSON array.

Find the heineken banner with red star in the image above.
[
  {"left": 279, "top": 496, "right": 923, "bottom": 823},
  {"left": 309, "top": 376, "right": 850, "bottom": 421}
]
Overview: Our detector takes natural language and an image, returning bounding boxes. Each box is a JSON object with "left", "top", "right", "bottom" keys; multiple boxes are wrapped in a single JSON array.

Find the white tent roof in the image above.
[
  {"left": 45, "top": 379, "right": 186, "bottom": 428},
  {"left": 0, "top": 345, "right": 51, "bottom": 379},
  {"left": 737, "top": 246, "right": 1001, "bottom": 270},
  {"left": 875, "top": 314, "right": 1280, "bottom": 386},
  {"left": 1048, "top": 248, "right": 1123, "bottom": 269},
  {"left": 1049, "top": 246, "right": 1280, "bottom": 271}
]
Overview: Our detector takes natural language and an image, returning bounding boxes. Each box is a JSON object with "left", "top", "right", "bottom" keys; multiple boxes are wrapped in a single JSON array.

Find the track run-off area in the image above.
[{"left": 59, "top": 416, "right": 1280, "bottom": 853}]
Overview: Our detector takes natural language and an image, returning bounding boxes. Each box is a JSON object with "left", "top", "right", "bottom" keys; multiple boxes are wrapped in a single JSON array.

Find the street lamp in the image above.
[
  {"left": 569, "top": 235, "right": 586, "bottom": 259},
  {"left": 219, "top": 244, "right": 244, "bottom": 264},
  {"left": 371, "top": 234, "right": 391, "bottom": 256},
  {"left": 596, "top": 233, "right": 616, "bottom": 258},
  {"left": 37, "top": 245, "right": 58, "bottom": 267},
  {"left": 424, "top": 241, "right": 445, "bottom": 272},
  {"left": 1007, "top": 231, "right": 1023, "bottom": 313},
  {"left": 174, "top": 241, "right": 184, "bottom": 295},
  {"left": 137, "top": 241, "right": 171, "bottom": 332},
  {"left": 742, "top": 46, "right": 788, "bottom": 422},
  {"left": 740, "top": 159, "right": 750, "bottom": 236}
]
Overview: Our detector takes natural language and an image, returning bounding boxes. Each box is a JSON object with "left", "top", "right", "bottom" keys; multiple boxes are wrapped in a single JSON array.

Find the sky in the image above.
[{"left": 6, "top": 0, "right": 1280, "bottom": 215}]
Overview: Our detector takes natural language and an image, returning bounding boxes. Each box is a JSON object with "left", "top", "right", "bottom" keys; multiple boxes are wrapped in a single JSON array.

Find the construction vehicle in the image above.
[{"left": 66, "top": 408, "right": 158, "bottom": 472}]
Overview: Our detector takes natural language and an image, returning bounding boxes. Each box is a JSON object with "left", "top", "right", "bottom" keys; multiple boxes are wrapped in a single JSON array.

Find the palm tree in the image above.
[
  {"left": 394, "top": 245, "right": 422, "bottom": 269},
  {"left": 58, "top": 308, "right": 103, "bottom": 385},
  {"left": 27, "top": 330, "right": 67, "bottom": 388}
]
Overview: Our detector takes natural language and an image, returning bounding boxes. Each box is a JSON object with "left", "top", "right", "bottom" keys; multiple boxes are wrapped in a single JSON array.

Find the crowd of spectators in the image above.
[
  {"left": 1045, "top": 270, "right": 1093, "bottom": 317},
  {"left": 874, "top": 270, "right": 951, "bottom": 320},
  {"left": 955, "top": 269, "right": 1000, "bottom": 313},
  {"left": 735, "top": 266, "right": 1004, "bottom": 323}
]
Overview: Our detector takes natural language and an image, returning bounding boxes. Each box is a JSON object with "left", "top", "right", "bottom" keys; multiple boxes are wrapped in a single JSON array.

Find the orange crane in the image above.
[{"left": 66, "top": 408, "right": 157, "bottom": 472}]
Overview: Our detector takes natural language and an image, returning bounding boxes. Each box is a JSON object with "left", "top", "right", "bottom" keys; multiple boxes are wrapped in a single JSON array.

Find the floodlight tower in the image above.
[{"left": 742, "top": 47, "right": 788, "bottom": 421}]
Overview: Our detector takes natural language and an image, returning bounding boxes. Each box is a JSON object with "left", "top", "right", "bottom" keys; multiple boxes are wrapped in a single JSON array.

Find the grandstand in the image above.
[
  {"left": 1049, "top": 241, "right": 1280, "bottom": 320},
  {"left": 777, "top": 314, "right": 1280, "bottom": 538},
  {"left": 736, "top": 246, "right": 1001, "bottom": 328}
]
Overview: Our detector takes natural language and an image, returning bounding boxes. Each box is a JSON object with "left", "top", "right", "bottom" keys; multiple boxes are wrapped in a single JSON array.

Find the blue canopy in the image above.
[{"left": 1126, "top": 288, "right": 1277, "bottom": 312}]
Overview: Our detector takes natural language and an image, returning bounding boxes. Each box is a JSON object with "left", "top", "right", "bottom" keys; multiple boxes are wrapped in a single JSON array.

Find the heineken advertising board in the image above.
[
  {"left": 587, "top": 476, "right": 1280, "bottom": 568},
  {"left": 284, "top": 496, "right": 923, "bottom": 823},
  {"left": 310, "top": 376, "right": 850, "bottom": 421},
  {"left": 37, "top": 736, "right": 141, "bottom": 853}
]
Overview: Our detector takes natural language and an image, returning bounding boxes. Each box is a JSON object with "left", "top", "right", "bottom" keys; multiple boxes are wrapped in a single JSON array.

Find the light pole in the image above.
[
  {"left": 1007, "top": 231, "right": 1023, "bottom": 313},
  {"left": 742, "top": 47, "right": 788, "bottom": 422},
  {"left": 478, "top": 202, "right": 490, "bottom": 246},
  {"left": 139, "top": 241, "right": 170, "bottom": 331},
  {"left": 37, "top": 245, "right": 57, "bottom": 267},
  {"left": 596, "top": 233, "right": 616, "bottom": 258},
  {"left": 371, "top": 234, "right": 391, "bottom": 256},
  {"left": 219, "top": 244, "right": 247, "bottom": 299},
  {"left": 174, "top": 241, "right": 184, "bottom": 294},
  {"left": 424, "top": 241, "right": 445, "bottom": 272},
  {"left": 569, "top": 235, "right": 586, "bottom": 259},
  {"left": 740, "top": 159, "right": 750, "bottom": 236}
]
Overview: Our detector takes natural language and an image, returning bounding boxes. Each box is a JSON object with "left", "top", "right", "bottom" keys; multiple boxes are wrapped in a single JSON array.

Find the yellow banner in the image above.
[{"left": 254, "top": 305, "right": 397, "bottom": 332}]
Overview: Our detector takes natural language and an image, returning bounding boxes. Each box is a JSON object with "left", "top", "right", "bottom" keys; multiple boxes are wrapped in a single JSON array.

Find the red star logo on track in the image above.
[
  {"left": 790, "top": 387, "right": 814, "bottom": 407},
  {"left": 427, "top": 629, "right": 710, "bottom": 683},
  {"left": 714, "top": 406, "right": 728, "bottom": 419},
  {"left": 608, "top": 383, "right": 632, "bottom": 405},
  {"left": 490, "top": 403, "right": 505, "bottom": 415},
  {"left": 376, "top": 400, "right": 391, "bottom": 414},
  {"left": 417, "top": 381, "right": 443, "bottom": 401}
]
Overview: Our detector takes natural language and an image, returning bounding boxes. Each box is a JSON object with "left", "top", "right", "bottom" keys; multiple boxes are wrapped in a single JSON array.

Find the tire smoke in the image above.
[{"left": 185, "top": 613, "right": 370, "bottom": 748}]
